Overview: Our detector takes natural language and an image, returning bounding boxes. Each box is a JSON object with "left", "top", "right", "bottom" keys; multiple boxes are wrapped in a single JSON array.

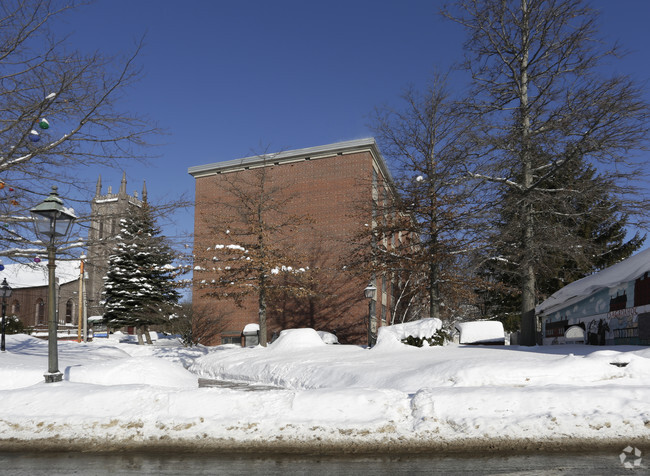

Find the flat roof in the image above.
[{"left": 187, "top": 138, "right": 394, "bottom": 184}]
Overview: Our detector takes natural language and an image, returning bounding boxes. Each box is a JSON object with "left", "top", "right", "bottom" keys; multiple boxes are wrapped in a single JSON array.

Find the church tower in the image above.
[{"left": 86, "top": 173, "right": 147, "bottom": 318}]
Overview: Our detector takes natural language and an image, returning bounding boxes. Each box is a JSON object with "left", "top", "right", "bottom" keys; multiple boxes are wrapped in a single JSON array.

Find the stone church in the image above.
[
  {"left": 85, "top": 173, "right": 147, "bottom": 319},
  {"left": 0, "top": 173, "right": 146, "bottom": 330}
]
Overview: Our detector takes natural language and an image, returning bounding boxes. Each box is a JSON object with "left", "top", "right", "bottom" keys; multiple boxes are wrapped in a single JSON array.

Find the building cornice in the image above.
[{"left": 187, "top": 137, "right": 394, "bottom": 185}]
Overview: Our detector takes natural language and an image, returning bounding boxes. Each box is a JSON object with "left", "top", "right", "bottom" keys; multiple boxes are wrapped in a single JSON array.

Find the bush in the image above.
[
  {"left": 3, "top": 315, "right": 31, "bottom": 335},
  {"left": 401, "top": 328, "right": 451, "bottom": 347}
]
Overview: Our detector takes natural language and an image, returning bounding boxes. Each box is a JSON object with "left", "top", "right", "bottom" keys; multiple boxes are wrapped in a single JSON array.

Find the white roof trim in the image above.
[{"left": 187, "top": 137, "right": 394, "bottom": 185}]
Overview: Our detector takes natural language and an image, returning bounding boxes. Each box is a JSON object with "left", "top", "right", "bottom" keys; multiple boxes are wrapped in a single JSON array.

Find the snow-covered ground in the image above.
[{"left": 0, "top": 327, "right": 648, "bottom": 453}]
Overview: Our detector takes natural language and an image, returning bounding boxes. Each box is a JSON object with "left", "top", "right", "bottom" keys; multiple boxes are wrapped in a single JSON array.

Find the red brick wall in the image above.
[{"left": 192, "top": 150, "right": 383, "bottom": 345}]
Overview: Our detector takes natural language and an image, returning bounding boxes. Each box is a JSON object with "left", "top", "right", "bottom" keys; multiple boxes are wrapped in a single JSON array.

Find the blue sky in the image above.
[{"left": 52, "top": 0, "right": 650, "bottom": 246}]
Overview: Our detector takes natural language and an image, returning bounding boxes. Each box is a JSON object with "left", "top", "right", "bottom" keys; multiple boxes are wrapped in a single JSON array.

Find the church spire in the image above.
[
  {"left": 95, "top": 175, "right": 102, "bottom": 197},
  {"left": 142, "top": 180, "right": 148, "bottom": 203},
  {"left": 119, "top": 171, "right": 127, "bottom": 195}
]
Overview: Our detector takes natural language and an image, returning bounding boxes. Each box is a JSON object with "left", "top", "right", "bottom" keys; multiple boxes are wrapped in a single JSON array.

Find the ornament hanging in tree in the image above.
[
  {"left": 29, "top": 130, "right": 40, "bottom": 142},
  {"left": 33, "top": 257, "right": 41, "bottom": 263},
  {"left": 0, "top": 265, "right": 4, "bottom": 271},
  {"left": 39, "top": 118, "right": 50, "bottom": 129},
  {"left": 0, "top": 182, "right": 4, "bottom": 190},
  {"left": 9, "top": 199, "right": 18, "bottom": 206}
]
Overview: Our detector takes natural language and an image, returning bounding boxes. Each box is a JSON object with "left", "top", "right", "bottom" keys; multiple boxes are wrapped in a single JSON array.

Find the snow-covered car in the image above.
[{"left": 455, "top": 320, "right": 505, "bottom": 345}]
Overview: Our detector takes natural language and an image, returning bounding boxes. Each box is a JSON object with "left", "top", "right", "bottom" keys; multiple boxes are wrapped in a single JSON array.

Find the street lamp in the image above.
[
  {"left": 364, "top": 280, "right": 377, "bottom": 347},
  {"left": 30, "top": 186, "right": 76, "bottom": 383},
  {"left": 0, "top": 278, "right": 12, "bottom": 352}
]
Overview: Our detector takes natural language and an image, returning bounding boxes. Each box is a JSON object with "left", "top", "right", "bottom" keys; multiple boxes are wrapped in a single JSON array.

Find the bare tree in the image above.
[
  {"left": 0, "top": 0, "right": 157, "bottom": 259},
  {"left": 444, "top": 0, "right": 650, "bottom": 344},
  {"left": 368, "top": 75, "right": 486, "bottom": 322}
]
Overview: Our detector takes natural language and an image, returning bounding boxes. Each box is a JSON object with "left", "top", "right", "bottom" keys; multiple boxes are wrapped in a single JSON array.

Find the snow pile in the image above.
[
  {"left": 455, "top": 320, "right": 505, "bottom": 344},
  {"left": 268, "top": 328, "right": 326, "bottom": 351},
  {"left": 0, "top": 332, "right": 649, "bottom": 451},
  {"left": 375, "top": 318, "right": 443, "bottom": 347},
  {"left": 316, "top": 330, "right": 339, "bottom": 344},
  {"left": 67, "top": 357, "right": 198, "bottom": 388}
]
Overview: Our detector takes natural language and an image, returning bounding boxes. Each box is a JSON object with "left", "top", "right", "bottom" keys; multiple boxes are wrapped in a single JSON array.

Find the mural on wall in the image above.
[
  {"left": 539, "top": 250, "right": 650, "bottom": 346},
  {"left": 543, "top": 278, "right": 648, "bottom": 346},
  {"left": 586, "top": 318, "right": 609, "bottom": 346}
]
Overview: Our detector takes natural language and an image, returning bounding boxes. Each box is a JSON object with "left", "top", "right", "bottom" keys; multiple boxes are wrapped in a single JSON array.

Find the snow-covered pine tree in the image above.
[{"left": 102, "top": 202, "right": 180, "bottom": 344}]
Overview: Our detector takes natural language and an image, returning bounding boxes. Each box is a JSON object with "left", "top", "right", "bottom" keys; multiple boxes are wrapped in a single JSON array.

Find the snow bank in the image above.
[
  {"left": 66, "top": 357, "right": 198, "bottom": 388},
  {"left": 1, "top": 334, "right": 650, "bottom": 451}
]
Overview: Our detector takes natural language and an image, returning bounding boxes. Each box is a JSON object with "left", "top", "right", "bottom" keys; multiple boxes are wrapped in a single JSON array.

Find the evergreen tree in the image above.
[
  {"left": 479, "top": 160, "right": 645, "bottom": 332},
  {"left": 103, "top": 203, "right": 180, "bottom": 344}
]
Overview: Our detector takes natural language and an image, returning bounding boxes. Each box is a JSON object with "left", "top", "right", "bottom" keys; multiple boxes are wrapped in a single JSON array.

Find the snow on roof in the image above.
[
  {"left": 536, "top": 247, "right": 650, "bottom": 315},
  {"left": 0, "top": 260, "right": 81, "bottom": 289},
  {"left": 243, "top": 323, "right": 259, "bottom": 333}
]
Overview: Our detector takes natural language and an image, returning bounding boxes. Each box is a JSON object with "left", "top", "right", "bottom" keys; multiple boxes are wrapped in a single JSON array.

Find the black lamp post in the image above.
[
  {"left": 0, "top": 278, "right": 12, "bottom": 352},
  {"left": 364, "top": 280, "right": 377, "bottom": 347},
  {"left": 30, "top": 186, "right": 76, "bottom": 383}
]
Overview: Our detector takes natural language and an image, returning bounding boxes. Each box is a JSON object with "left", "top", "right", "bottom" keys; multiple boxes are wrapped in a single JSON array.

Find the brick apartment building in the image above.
[{"left": 189, "top": 138, "right": 398, "bottom": 346}]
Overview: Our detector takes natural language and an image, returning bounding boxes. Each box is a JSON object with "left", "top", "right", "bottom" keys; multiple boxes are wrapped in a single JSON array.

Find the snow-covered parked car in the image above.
[{"left": 455, "top": 320, "right": 505, "bottom": 345}]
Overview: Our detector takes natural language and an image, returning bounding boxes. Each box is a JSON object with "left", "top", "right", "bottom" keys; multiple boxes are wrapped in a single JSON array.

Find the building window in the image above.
[
  {"left": 634, "top": 273, "right": 650, "bottom": 307},
  {"left": 65, "top": 299, "right": 74, "bottom": 324},
  {"left": 609, "top": 292, "right": 627, "bottom": 312},
  {"left": 221, "top": 335, "right": 242, "bottom": 345},
  {"left": 11, "top": 300, "right": 20, "bottom": 315},
  {"left": 35, "top": 299, "right": 45, "bottom": 325}
]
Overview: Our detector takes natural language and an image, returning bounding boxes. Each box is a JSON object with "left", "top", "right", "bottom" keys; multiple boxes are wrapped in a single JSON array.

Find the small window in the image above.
[
  {"left": 35, "top": 299, "right": 45, "bottom": 325},
  {"left": 65, "top": 299, "right": 74, "bottom": 324},
  {"left": 221, "top": 335, "right": 242, "bottom": 345}
]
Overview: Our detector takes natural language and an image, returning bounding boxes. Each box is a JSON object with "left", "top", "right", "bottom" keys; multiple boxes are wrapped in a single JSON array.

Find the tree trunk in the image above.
[
  {"left": 136, "top": 326, "right": 144, "bottom": 345},
  {"left": 144, "top": 325, "right": 153, "bottom": 345},
  {"left": 519, "top": 0, "right": 537, "bottom": 346},
  {"left": 429, "top": 260, "right": 440, "bottom": 319},
  {"left": 259, "top": 272, "right": 268, "bottom": 346}
]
